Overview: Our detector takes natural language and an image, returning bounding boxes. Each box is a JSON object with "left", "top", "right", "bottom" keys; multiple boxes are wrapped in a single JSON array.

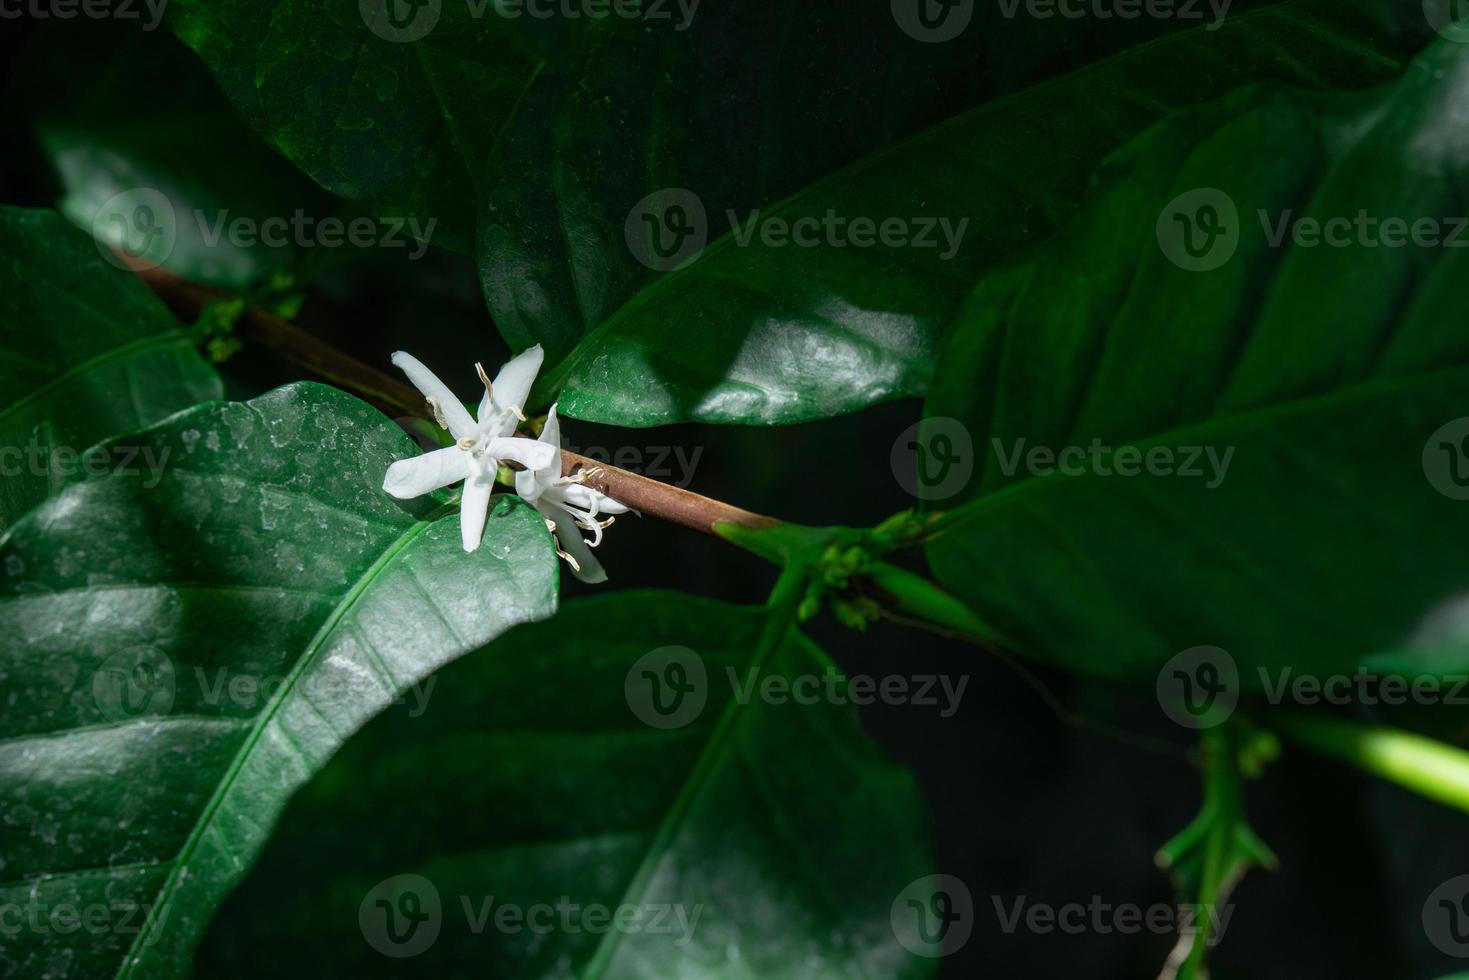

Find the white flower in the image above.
[
  {"left": 515, "top": 403, "right": 630, "bottom": 584},
  {"left": 383, "top": 346, "right": 555, "bottom": 553}
]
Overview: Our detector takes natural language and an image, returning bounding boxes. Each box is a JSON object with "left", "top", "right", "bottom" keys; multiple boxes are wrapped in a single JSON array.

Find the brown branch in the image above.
[
  {"left": 128, "top": 259, "right": 779, "bottom": 537},
  {"left": 561, "top": 453, "right": 778, "bottom": 535},
  {"left": 128, "top": 260, "right": 425, "bottom": 417}
]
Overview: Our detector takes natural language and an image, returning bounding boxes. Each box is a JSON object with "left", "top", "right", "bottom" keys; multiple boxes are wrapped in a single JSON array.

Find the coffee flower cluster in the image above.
[{"left": 382, "top": 347, "right": 628, "bottom": 582}]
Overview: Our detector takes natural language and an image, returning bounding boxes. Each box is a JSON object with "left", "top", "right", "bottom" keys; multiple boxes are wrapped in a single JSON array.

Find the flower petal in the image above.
[
  {"left": 459, "top": 470, "right": 495, "bottom": 552},
  {"left": 597, "top": 495, "right": 631, "bottom": 515},
  {"left": 491, "top": 344, "right": 543, "bottom": 416},
  {"left": 391, "top": 351, "right": 476, "bottom": 439},
  {"left": 514, "top": 467, "right": 543, "bottom": 503},
  {"left": 489, "top": 436, "right": 556, "bottom": 472},
  {"left": 540, "top": 402, "right": 562, "bottom": 446},
  {"left": 538, "top": 402, "right": 564, "bottom": 474},
  {"left": 382, "top": 446, "right": 470, "bottom": 499},
  {"left": 560, "top": 482, "right": 629, "bottom": 515},
  {"left": 543, "top": 501, "right": 607, "bottom": 584}
]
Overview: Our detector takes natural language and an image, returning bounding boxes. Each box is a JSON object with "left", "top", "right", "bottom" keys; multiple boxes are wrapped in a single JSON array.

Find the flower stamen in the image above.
[{"left": 554, "top": 546, "right": 582, "bottom": 572}]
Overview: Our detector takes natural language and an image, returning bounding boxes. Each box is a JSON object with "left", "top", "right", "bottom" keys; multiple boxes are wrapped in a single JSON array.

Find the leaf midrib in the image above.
[
  {"left": 113, "top": 505, "right": 451, "bottom": 977},
  {"left": 0, "top": 333, "right": 190, "bottom": 429},
  {"left": 579, "top": 604, "right": 796, "bottom": 979}
]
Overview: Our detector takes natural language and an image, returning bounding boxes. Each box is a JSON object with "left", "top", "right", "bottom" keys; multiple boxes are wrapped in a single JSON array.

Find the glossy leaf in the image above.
[
  {"left": 923, "top": 38, "right": 1469, "bottom": 688},
  {"left": 0, "top": 383, "right": 558, "bottom": 977},
  {"left": 500, "top": 0, "right": 1409, "bottom": 425},
  {"left": 0, "top": 205, "right": 221, "bottom": 530},
  {"left": 195, "top": 590, "right": 935, "bottom": 977},
  {"left": 167, "top": 0, "right": 560, "bottom": 253},
  {"left": 170, "top": 0, "right": 1410, "bottom": 425},
  {"left": 20, "top": 22, "right": 341, "bottom": 289}
]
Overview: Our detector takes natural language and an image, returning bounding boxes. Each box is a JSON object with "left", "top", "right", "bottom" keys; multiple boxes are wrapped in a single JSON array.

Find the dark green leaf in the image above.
[
  {"left": 0, "top": 383, "right": 558, "bottom": 977},
  {"left": 0, "top": 205, "right": 221, "bottom": 530},
  {"left": 171, "top": 0, "right": 1410, "bottom": 425},
  {"left": 500, "top": 0, "right": 1408, "bottom": 425},
  {"left": 19, "top": 22, "right": 341, "bottom": 289},
  {"left": 168, "top": 0, "right": 559, "bottom": 252},
  {"left": 923, "top": 38, "right": 1469, "bottom": 687},
  {"left": 195, "top": 590, "right": 936, "bottom": 977}
]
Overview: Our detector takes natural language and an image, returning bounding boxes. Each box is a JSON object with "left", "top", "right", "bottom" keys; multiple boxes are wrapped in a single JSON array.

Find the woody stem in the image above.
[{"left": 129, "top": 259, "right": 779, "bottom": 537}]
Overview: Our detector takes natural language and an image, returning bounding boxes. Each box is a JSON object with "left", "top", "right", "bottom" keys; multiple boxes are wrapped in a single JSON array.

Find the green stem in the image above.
[
  {"left": 1272, "top": 712, "right": 1469, "bottom": 815},
  {"left": 1180, "top": 727, "right": 1235, "bottom": 980},
  {"left": 863, "top": 561, "right": 1009, "bottom": 647},
  {"left": 767, "top": 562, "right": 810, "bottom": 608},
  {"left": 1156, "top": 723, "right": 1276, "bottom": 980}
]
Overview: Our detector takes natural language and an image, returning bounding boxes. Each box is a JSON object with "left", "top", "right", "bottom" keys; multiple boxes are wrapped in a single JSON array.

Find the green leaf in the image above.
[
  {"left": 922, "top": 38, "right": 1469, "bottom": 686},
  {"left": 168, "top": 0, "right": 560, "bottom": 253},
  {"left": 503, "top": 0, "right": 1409, "bottom": 425},
  {"left": 19, "top": 22, "right": 341, "bottom": 289},
  {"left": 195, "top": 590, "right": 936, "bottom": 977},
  {"left": 0, "top": 205, "right": 221, "bottom": 531},
  {"left": 0, "top": 383, "right": 559, "bottom": 978},
  {"left": 171, "top": 0, "right": 1409, "bottom": 425}
]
